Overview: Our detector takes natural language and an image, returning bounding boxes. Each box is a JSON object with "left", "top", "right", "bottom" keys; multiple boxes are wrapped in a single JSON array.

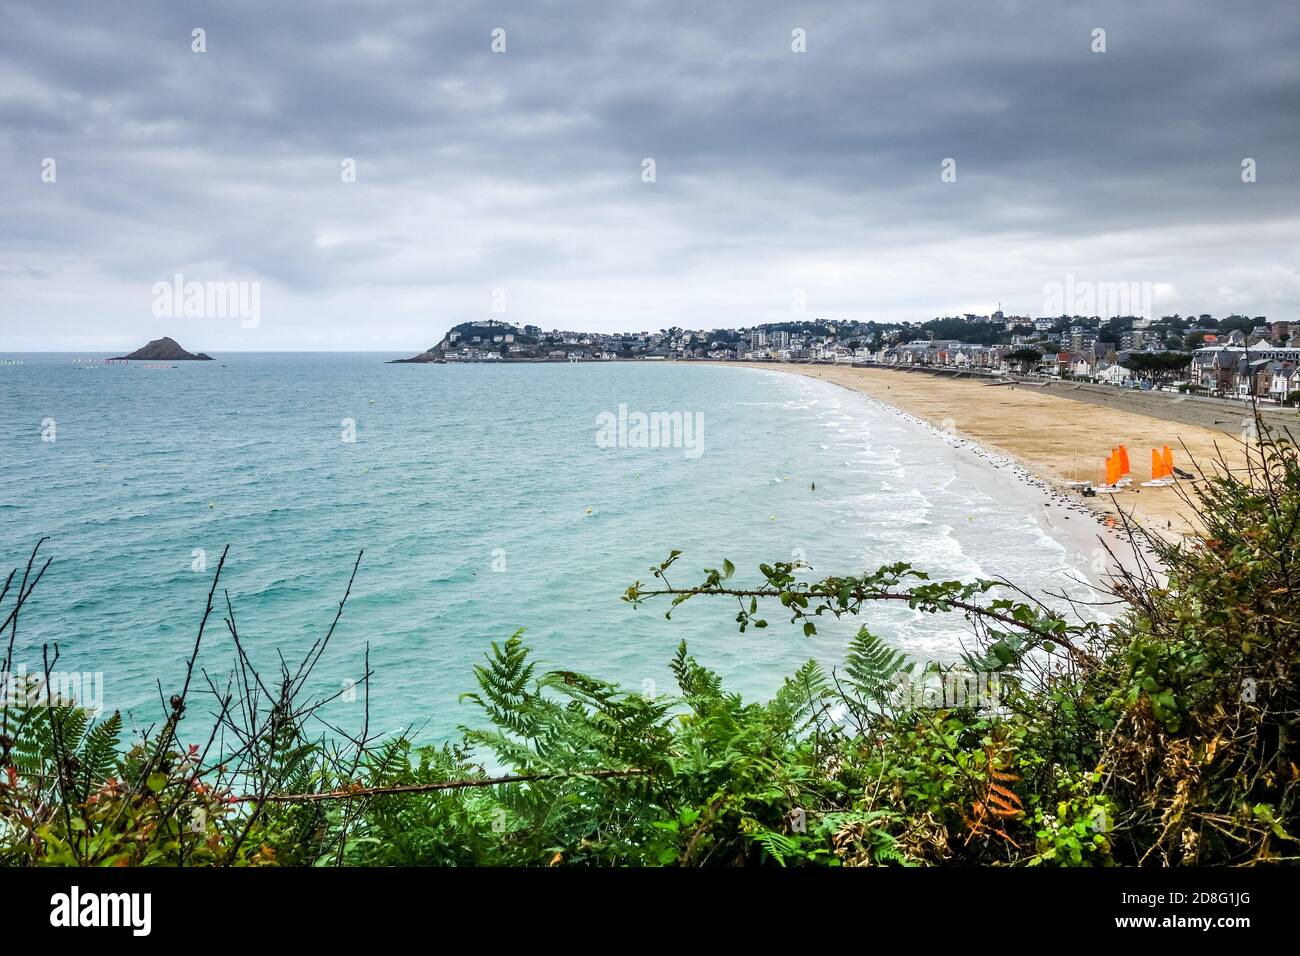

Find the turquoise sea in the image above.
[{"left": 0, "top": 355, "right": 1101, "bottom": 741}]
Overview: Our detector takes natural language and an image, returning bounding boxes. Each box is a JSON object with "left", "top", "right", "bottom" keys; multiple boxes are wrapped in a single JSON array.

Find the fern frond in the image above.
[
  {"left": 75, "top": 710, "right": 123, "bottom": 797},
  {"left": 771, "top": 659, "right": 831, "bottom": 730},
  {"left": 753, "top": 828, "right": 798, "bottom": 866},
  {"left": 461, "top": 631, "right": 539, "bottom": 739},
  {"left": 843, "top": 626, "right": 912, "bottom": 705}
]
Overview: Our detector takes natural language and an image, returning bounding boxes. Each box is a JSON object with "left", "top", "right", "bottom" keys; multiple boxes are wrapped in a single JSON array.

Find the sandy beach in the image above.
[{"left": 721, "top": 363, "right": 1251, "bottom": 539}]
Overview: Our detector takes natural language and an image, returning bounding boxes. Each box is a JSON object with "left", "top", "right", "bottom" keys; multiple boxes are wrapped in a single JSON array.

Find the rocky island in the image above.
[{"left": 112, "top": 336, "right": 213, "bottom": 361}]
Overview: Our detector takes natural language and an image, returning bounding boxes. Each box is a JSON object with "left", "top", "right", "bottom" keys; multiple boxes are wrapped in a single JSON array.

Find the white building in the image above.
[
  {"left": 1270, "top": 364, "right": 1297, "bottom": 402},
  {"left": 1095, "top": 362, "right": 1133, "bottom": 386}
]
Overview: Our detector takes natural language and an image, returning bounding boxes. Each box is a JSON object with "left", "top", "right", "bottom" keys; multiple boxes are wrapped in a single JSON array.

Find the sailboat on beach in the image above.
[
  {"left": 1094, "top": 445, "right": 1133, "bottom": 493},
  {"left": 1063, "top": 450, "right": 1092, "bottom": 487},
  {"left": 1141, "top": 445, "right": 1177, "bottom": 487}
]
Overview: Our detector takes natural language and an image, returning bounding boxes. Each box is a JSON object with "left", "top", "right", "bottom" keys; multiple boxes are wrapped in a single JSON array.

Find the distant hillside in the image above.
[
  {"left": 438, "top": 321, "right": 539, "bottom": 348},
  {"left": 391, "top": 320, "right": 543, "bottom": 363}
]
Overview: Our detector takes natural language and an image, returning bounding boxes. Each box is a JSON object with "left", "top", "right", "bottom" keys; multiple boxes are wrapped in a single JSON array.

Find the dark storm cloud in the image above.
[{"left": 0, "top": 0, "right": 1297, "bottom": 349}]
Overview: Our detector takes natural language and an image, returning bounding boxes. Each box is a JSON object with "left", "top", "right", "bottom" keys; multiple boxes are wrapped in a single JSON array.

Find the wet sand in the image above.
[{"left": 719, "top": 363, "right": 1250, "bottom": 538}]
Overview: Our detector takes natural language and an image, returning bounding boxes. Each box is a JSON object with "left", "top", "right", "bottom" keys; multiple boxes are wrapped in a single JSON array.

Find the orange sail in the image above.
[
  {"left": 1118, "top": 445, "right": 1131, "bottom": 475},
  {"left": 1161, "top": 445, "right": 1174, "bottom": 478},
  {"left": 1105, "top": 454, "right": 1121, "bottom": 486},
  {"left": 1151, "top": 448, "right": 1162, "bottom": 479}
]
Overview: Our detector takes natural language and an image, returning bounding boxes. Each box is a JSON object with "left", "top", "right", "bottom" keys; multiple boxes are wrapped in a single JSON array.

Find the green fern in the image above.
[
  {"left": 817, "top": 810, "right": 911, "bottom": 866},
  {"left": 9, "top": 702, "right": 54, "bottom": 780},
  {"left": 752, "top": 828, "right": 799, "bottom": 866},
  {"left": 670, "top": 641, "right": 722, "bottom": 700},
  {"left": 74, "top": 710, "right": 122, "bottom": 798},
  {"left": 870, "top": 838, "right": 909, "bottom": 865},
  {"left": 771, "top": 659, "right": 831, "bottom": 730},
  {"left": 843, "top": 626, "right": 912, "bottom": 707},
  {"left": 5, "top": 676, "right": 120, "bottom": 802},
  {"left": 8, "top": 679, "right": 91, "bottom": 783},
  {"left": 460, "top": 630, "right": 539, "bottom": 739}
]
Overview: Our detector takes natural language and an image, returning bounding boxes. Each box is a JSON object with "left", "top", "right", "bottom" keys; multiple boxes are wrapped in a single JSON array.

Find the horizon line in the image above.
[{"left": 0, "top": 349, "right": 413, "bottom": 354}]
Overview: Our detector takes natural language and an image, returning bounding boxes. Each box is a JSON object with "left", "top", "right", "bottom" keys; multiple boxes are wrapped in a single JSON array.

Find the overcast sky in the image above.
[{"left": 1, "top": 0, "right": 1298, "bottom": 351}]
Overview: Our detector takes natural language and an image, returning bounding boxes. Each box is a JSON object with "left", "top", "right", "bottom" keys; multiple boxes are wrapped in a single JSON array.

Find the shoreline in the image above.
[
  {"left": 710, "top": 361, "right": 1238, "bottom": 578},
  {"left": 716, "top": 361, "right": 1244, "bottom": 536}
]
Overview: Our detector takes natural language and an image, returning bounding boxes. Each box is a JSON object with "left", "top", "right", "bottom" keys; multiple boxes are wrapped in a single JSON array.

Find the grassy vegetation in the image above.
[{"left": 1, "top": 431, "right": 1296, "bottom": 866}]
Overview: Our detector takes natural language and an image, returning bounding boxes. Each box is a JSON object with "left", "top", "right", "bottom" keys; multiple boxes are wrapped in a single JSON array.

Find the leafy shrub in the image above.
[{"left": 2, "top": 428, "right": 1297, "bottom": 866}]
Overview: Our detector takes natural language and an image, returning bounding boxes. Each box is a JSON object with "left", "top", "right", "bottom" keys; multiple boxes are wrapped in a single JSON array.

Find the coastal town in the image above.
[{"left": 408, "top": 313, "right": 1300, "bottom": 405}]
